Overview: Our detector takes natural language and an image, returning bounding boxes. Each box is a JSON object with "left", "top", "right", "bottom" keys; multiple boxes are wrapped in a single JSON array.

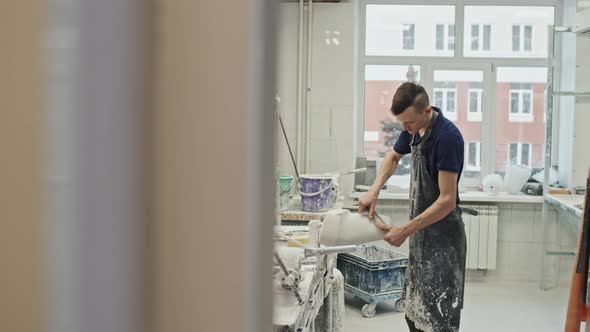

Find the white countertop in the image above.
[
  {"left": 544, "top": 194, "right": 584, "bottom": 218},
  {"left": 349, "top": 190, "right": 544, "bottom": 203}
]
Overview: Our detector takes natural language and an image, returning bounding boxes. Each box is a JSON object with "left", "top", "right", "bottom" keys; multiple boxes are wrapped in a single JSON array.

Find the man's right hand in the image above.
[{"left": 358, "top": 190, "right": 378, "bottom": 219}]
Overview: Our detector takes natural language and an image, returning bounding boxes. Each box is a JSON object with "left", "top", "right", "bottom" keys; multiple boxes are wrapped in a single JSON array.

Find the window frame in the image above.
[
  {"left": 508, "top": 142, "right": 532, "bottom": 166},
  {"left": 466, "top": 141, "right": 482, "bottom": 171},
  {"left": 356, "top": 1, "right": 560, "bottom": 191},
  {"left": 402, "top": 23, "right": 415, "bottom": 50},
  {"left": 433, "top": 87, "right": 458, "bottom": 120},
  {"left": 470, "top": 23, "right": 492, "bottom": 51},
  {"left": 512, "top": 24, "right": 534, "bottom": 53},
  {"left": 436, "top": 23, "right": 456, "bottom": 51},
  {"left": 508, "top": 88, "right": 534, "bottom": 122},
  {"left": 467, "top": 88, "right": 483, "bottom": 122}
]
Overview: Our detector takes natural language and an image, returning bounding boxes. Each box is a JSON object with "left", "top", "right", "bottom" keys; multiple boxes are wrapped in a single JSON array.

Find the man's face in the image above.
[{"left": 394, "top": 106, "right": 432, "bottom": 135}]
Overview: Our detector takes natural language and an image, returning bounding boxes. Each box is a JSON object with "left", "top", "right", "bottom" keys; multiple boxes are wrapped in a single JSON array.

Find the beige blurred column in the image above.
[
  {"left": 151, "top": 1, "right": 276, "bottom": 332},
  {"left": 0, "top": 1, "right": 44, "bottom": 331}
]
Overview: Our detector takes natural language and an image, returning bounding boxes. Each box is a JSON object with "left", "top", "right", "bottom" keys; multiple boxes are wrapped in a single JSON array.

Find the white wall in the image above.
[
  {"left": 558, "top": 0, "right": 577, "bottom": 188},
  {"left": 277, "top": 2, "right": 356, "bottom": 194},
  {"left": 309, "top": 3, "right": 355, "bottom": 190},
  {"left": 277, "top": 4, "right": 300, "bottom": 179}
]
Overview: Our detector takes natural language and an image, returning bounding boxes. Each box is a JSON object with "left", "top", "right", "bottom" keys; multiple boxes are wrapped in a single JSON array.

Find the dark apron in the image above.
[{"left": 401, "top": 111, "right": 467, "bottom": 332}]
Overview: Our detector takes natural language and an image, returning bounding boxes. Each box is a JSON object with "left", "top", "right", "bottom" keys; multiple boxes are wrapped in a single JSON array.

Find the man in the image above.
[{"left": 359, "top": 82, "right": 466, "bottom": 332}]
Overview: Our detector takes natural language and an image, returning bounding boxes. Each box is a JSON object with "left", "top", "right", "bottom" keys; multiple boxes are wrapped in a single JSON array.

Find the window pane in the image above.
[
  {"left": 522, "top": 143, "right": 530, "bottom": 166},
  {"left": 512, "top": 25, "right": 520, "bottom": 51},
  {"left": 483, "top": 25, "right": 491, "bottom": 51},
  {"left": 468, "top": 143, "right": 477, "bottom": 167},
  {"left": 448, "top": 24, "right": 456, "bottom": 50},
  {"left": 496, "top": 67, "right": 547, "bottom": 174},
  {"left": 447, "top": 91, "right": 456, "bottom": 113},
  {"left": 433, "top": 70, "right": 484, "bottom": 181},
  {"left": 471, "top": 24, "right": 479, "bottom": 51},
  {"left": 366, "top": 5, "right": 455, "bottom": 56},
  {"left": 403, "top": 24, "right": 415, "bottom": 50},
  {"left": 469, "top": 91, "right": 479, "bottom": 113},
  {"left": 523, "top": 92, "right": 532, "bottom": 113},
  {"left": 364, "top": 65, "right": 420, "bottom": 185},
  {"left": 434, "top": 91, "right": 443, "bottom": 109},
  {"left": 510, "top": 93, "right": 519, "bottom": 113},
  {"left": 464, "top": 6, "right": 554, "bottom": 58},
  {"left": 509, "top": 144, "right": 518, "bottom": 165},
  {"left": 524, "top": 25, "right": 533, "bottom": 51},
  {"left": 436, "top": 24, "right": 444, "bottom": 50}
]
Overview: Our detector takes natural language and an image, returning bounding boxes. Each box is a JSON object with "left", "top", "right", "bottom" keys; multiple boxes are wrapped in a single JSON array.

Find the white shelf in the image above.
[{"left": 349, "top": 191, "right": 543, "bottom": 204}]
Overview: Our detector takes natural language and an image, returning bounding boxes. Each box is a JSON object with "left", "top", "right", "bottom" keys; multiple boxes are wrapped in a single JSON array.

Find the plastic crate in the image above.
[{"left": 337, "top": 244, "right": 408, "bottom": 296}]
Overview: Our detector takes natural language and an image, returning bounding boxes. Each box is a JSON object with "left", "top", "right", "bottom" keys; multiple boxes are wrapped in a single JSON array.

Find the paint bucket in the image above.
[
  {"left": 279, "top": 176, "right": 294, "bottom": 211},
  {"left": 299, "top": 174, "right": 333, "bottom": 212}
]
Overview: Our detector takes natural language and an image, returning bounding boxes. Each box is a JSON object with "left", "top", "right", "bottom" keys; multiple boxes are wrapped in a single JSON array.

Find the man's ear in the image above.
[{"left": 424, "top": 106, "right": 433, "bottom": 114}]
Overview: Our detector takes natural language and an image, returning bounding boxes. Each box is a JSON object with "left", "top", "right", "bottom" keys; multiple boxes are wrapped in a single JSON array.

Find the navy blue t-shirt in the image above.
[{"left": 393, "top": 107, "right": 464, "bottom": 204}]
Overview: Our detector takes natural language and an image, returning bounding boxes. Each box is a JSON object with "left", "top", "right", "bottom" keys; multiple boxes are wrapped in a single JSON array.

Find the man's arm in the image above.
[
  {"left": 404, "top": 170, "right": 457, "bottom": 233},
  {"left": 380, "top": 170, "right": 457, "bottom": 246},
  {"left": 358, "top": 150, "right": 403, "bottom": 218}
]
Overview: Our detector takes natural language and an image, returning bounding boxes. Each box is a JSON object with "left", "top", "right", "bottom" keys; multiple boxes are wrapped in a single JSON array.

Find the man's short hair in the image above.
[{"left": 390, "top": 82, "right": 430, "bottom": 115}]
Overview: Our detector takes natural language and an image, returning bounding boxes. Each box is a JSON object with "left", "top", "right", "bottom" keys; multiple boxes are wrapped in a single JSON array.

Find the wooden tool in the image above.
[{"left": 564, "top": 167, "right": 590, "bottom": 332}]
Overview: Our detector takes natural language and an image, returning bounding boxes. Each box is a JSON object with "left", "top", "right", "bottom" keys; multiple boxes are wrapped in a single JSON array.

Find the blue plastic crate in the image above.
[{"left": 337, "top": 244, "right": 408, "bottom": 296}]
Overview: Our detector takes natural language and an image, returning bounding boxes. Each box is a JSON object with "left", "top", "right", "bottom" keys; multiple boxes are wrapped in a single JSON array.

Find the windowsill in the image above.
[
  {"left": 467, "top": 113, "right": 482, "bottom": 122},
  {"left": 349, "top": 190, "right": 543, "bottom": 203},
  {"left": 508, "top": 114, "right": 534, "bottom": 122},
  {"left": 446, "top": 113, "right": 458, "bottom": 121}
]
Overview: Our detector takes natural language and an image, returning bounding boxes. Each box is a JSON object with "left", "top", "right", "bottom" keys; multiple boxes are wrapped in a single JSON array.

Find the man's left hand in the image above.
[{"left": 377, "top": 223, "right": 410, "bottom": 247}]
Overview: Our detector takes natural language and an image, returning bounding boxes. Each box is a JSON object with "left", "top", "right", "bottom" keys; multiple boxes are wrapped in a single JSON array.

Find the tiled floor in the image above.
[{"left": 343, "top": 281, "right": 570, "bottom": 332}]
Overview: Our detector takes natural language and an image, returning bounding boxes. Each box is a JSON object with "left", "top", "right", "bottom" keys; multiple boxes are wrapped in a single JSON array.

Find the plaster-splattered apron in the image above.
[{"left": 401, "top": 112, "right": 467, "bottom": 332}]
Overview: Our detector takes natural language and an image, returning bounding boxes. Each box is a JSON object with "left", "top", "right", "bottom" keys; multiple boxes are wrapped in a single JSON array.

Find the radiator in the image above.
[{"left": 463, "top": 204, "right": 499, "bottom": 270}]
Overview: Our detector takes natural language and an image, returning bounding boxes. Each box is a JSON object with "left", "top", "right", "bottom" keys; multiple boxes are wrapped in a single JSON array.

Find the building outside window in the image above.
[
  {"left": 509, "top": 142, "right": 532, "bottom": 166},
  {"left": 436, "top": 24, "right": 455, "bottom": 51},
  {"left": 471, "top": 24, "right": 491, "bottom": 51},
  {"left": 466, "top": 142, "right": 482, "bottom": 171},
  {"left": 468, "top": 88, "right": 483, "bottom": 122},
  {"left": 403, "top": 24, "right": 415, "bottom": 50},
  {"left": 361, "top": 4, "right": 554, "bottom": 187},
  {"left": 512, "top": 25, "right": 533, "bottom": 52}
]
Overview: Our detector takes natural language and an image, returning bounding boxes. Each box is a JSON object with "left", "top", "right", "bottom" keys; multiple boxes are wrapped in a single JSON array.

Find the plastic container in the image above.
[{"left": 337, "top": 244, "right": 407, "bottom": 296}]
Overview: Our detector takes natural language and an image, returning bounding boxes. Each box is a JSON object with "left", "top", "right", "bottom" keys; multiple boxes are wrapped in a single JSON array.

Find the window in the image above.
[
  {"left": 463, "top": 6, "right": 553, "bottom": 58},
  {"left": 509, "top": 84, "right": 533, "bottom": 122},
  {"left": 466, "top": 142, "right": 482, "bottom": 171},
  {"left": 468, "top": 89, "right": 483, "bottom": 122},
  {"left": 363, "top": 65, "right": 420, "bottom": 185},
  {"left": 509, "top": 143, "right": 532, "bottom": 167},
  {"left": 512, "top": 25, "right": 533, "bottom": 52},
  {"left": 365, "top": 5, "right": 455, "bottom": 56},
  {"left": 433, "top": 88, "right": 457, "bottom": 120},
  {"left": 432, "top": 70, "right": 484, "bottom": 182},
  {"left": 470, "top": 24, "right": 491, "bottom": 51},
  {"left": 403, "top": 24, "right": 415, "bottom": 50},
  {"left": 436, "top": 24, "right": 455, "bottom": 51},
  {"left": 495, "top": 67, "right": 546, "bottom": 174},
  {"left": 360, "top": 3, "right": 554, "bottom": 188}
]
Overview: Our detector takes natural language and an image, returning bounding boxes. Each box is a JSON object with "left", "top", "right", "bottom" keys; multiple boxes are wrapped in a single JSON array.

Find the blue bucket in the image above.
[{"left": 299, "top": 174, "right": 333, "bottom": 212}]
